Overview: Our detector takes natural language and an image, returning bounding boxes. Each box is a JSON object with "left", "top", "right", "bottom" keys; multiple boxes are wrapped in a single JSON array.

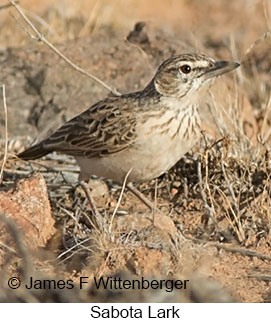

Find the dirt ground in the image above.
[{"left": 0, "top": 0, "right": 271, "bottom": 303}]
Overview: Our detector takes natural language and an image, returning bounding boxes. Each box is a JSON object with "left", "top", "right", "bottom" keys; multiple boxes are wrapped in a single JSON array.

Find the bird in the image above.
[{"left": 18, "top": 53, "right": 240, "bottom": 218}]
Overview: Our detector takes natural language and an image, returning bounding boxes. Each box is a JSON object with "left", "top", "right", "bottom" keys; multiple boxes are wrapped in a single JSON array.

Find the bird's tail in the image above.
[{"left": 18, "top": 143, "right": 50, "bottom": 160}]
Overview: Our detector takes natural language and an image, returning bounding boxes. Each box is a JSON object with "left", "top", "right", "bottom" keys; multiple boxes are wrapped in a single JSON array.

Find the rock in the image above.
[{"left": 0, "top": 173, "right": 55, "bottom": 251}]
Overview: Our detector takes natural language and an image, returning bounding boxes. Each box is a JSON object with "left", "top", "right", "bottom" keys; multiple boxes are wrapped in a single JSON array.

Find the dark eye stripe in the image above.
[
  {"left": 167, "top": 67, "right": 178, "bottom": 73},
  {"left": 167, "top": 65, "right": 207, "bottom": 74}
]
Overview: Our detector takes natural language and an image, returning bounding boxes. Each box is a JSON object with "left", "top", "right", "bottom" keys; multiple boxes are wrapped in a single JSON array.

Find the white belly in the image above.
[{"left": 76, "top": 107, "right": 201, "bottom": 183}]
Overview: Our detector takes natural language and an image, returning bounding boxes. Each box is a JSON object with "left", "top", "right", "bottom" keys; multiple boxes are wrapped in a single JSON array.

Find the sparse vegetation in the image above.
[{"left": 1, "top": 0, "right": 271, "bottom": 302}]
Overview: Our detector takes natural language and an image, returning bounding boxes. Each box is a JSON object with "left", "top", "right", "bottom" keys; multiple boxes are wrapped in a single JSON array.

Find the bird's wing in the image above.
[{"left": 43, "top": 99, "right": 137, "bottom": 158}]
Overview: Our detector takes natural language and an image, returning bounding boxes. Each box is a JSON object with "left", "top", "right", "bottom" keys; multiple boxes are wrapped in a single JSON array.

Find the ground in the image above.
[{"left": 0, "top": 0, "right": 271, "bottom": 302}]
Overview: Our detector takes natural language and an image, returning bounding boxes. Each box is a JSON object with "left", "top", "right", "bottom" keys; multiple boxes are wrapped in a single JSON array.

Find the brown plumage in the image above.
[{"left": 19, "top": 53, "right": 239, "bottom": 183}]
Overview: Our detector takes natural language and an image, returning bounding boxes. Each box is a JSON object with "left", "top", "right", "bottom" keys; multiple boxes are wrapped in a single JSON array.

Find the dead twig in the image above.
[
  {"left": 243, "top": 30, "right": 271, "bottom": 59},
  {"left": 57, "top": 237, "right": 93, "bottom": 262},
  {"left": 23, "top": 8, "right": 56, "bottom": 36},
  {"left": 9, "top": 0, "right": 120, "bottom": 96},
  {"left": 179, "top": 230, "right": 271, "bottom": 262},
  {"left": 197, "top": 156, "right": 218, "bottom": 227},
  {"left": 248, "top": 272, "right": 271, "bottom": 282},
  {"left": 109, "top": 167, "right": 132, "bottom": 234},
  {"left": 0, "top": 84, "right": 8, "bottom": 185},
  {"left": 152, "top": 178, "right": 158, "bottom": 224},
  {"left": 213, "top": 243, "right": 271, "bottom": 262},
  {"left": 80, "top": 180, "right": 104, "bottom": 231},
  {"left": 0, "top": 1, "right": 18, "bottom": 10},
  {"left": 221, "top": 160, "right": 246, "bottom": 242}
]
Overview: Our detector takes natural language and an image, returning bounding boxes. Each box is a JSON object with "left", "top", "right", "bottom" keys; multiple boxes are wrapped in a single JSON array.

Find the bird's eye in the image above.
[{"left": 180, "top": 64, "right": 191, "bottom": 74}]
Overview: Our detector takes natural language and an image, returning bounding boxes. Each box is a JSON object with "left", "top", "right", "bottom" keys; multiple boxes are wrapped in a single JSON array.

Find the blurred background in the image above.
[
  {"left": 1, "top": 0, "right": 271, "bottom": 303},
  {"left": 0, "top": 0, "right": 270, "bottom": 52},
  {"left": 1, "top": 0, "right": 271, "bottom": 147}
]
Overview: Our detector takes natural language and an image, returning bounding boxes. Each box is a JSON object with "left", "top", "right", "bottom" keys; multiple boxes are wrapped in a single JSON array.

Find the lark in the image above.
[{"left": 18, "top": 53, "right": 239, "bottom": 216}]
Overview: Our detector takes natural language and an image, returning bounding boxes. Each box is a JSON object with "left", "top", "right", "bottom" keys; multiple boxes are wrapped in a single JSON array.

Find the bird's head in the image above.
[{"left": 153, "top": 53, "right": 240, "bottom": 99}]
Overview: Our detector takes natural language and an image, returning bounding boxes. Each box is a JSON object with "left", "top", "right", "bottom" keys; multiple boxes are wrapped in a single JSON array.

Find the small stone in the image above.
[{"left": 89, "top": 179, "right": 109, "bottom": 198}]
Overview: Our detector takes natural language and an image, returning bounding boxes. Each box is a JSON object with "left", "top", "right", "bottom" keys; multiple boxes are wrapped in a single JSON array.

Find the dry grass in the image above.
[
  {"left": 1, "top": 0, "right": 271, "bottom": 302},
  {"left": 0, "top": 85, "right": 8, "bottom": 184},
  {"left": 0, "top": 0, "right": 269, "bottom": 48}
]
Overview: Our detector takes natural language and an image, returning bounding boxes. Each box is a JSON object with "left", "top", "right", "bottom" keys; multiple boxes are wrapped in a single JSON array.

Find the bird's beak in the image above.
[{"left": 204, "top": 60, "right": 240, "bottom": 80}]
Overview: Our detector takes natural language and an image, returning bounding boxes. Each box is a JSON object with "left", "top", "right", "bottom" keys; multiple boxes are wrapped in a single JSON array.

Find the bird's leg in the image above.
[
  {"left": 79, "top": 181, "right": 104, "bottom": 229},
  {"left": 126, "top": 182, "right": 155, "bottom": 211}
]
